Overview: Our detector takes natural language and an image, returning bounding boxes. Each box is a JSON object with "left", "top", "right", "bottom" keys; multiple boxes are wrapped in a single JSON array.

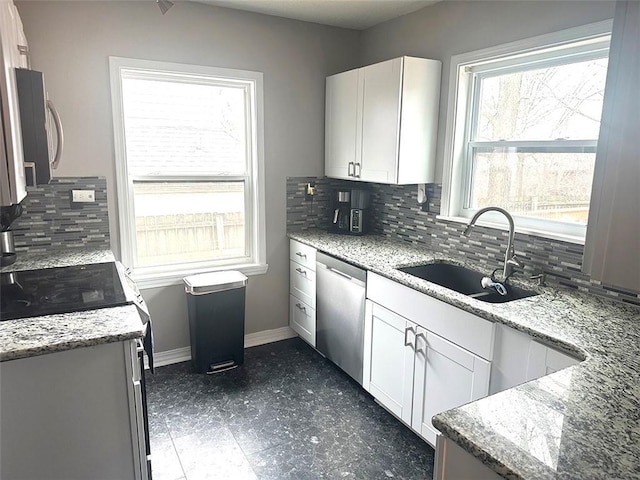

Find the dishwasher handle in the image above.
[
  {"left": 316, "top": 252, "right": 366, "bottom": 284},
  {"left": 328, "top": 267, "right": 353, "bottom": 280}
]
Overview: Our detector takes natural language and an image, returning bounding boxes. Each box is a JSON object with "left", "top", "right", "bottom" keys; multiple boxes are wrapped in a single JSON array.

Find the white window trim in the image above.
[
  {"left": 109, "top": 57, "right": 267, "bottom": 289},
  {"left": 440, "top": 20, "right": 613, "bottom": 244}
]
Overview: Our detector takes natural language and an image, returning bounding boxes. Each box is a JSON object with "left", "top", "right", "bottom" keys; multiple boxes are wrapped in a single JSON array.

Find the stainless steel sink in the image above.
[{"left": 397, "top": 263, "right": 538, "bottom": 303}]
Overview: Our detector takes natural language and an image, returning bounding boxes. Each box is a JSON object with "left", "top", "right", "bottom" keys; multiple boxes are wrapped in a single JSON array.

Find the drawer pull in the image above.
[
  {"left": 404, "top": 326, "right": 416, "bottom": 349},
  {"left": 295, "top": 252, "right": 307, "bottom": 259},
  {"left": 295, "top": 267, "right": 307, "bottom": 276},
  {"left": 296, "top": 303, "right": 307, "bottom": 313}
]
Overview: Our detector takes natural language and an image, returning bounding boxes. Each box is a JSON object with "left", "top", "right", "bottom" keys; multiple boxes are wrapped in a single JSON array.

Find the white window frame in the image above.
[
  {"left": 440, "top": 20, "right": 612, "bottom": 244},
  {"left": 109, "top": 57, "right": 267, "bottom": 288}
]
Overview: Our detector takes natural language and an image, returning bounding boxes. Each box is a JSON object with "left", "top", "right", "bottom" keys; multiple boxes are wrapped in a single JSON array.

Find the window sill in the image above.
[
  {"left": 134, "top": 263, "right": 269, "bottom": 290},
  {"left": 436, "top": 215, "right": 585, "bottom": 245}
]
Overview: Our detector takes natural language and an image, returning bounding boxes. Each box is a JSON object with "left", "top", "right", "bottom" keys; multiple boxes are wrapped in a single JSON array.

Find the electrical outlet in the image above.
[
  {"left": 305, "top": 183, "right": 316, "bottom": 201},
  {"left": 71, "top": 190, "right": 95, "bottom": 203}
]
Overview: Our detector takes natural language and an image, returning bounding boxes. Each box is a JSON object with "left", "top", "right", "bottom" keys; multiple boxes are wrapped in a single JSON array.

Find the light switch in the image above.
[{"left": 71, "top": 190, "right": 95, "bottom": 203}]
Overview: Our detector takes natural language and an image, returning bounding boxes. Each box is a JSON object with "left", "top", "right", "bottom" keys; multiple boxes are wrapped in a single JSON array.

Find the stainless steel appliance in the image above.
[
  {"left": 316, "top": 252, "right": 366, "bottom": 384},
  {"left": 16, "top": 68, "right": 64, "bottom": 186},
  {"left": 329, "top": 188, "right": 370, "bottom": 235},
  {"left": 0, "top": 203, "right": 22, "bottom": 266},
  {"left": 0, "top": 230, "right": 15, "bottom": 266}
]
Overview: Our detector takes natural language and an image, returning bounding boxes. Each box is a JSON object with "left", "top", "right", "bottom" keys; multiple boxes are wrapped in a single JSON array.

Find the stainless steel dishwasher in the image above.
[{"left": 316, "top": 252, "right": 366, "bottom": 385}]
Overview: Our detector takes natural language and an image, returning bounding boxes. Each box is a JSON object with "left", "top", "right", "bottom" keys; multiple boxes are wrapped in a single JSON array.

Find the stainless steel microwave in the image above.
[{"left": 15, "top": 68, "right": 63, "bottom": 186}]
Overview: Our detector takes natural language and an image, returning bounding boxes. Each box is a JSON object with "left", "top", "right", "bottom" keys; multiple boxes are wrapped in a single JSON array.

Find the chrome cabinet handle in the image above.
[
  {"left": 415, "top": 332, "right": 426, "bottom": 355},
  {"left": 354, "top": 162, "right": 361, "bottom": 178},
  {"left": 404, "top": 326, "right": 416, "bottom": 349},
  {"left": 295, "top": 267, "right": 307, "bottom": 276},
  {"left": 295, "top": 252, "right": 306, "bottom": 259},
  {"left": 348, "top": 162, "right": 355, "bottom": 177},
  {"left": 296, "top": 303, "right": 307, "bottom": 313}
]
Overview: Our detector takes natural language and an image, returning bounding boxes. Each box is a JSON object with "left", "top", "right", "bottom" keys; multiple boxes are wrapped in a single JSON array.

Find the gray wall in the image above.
[
  {"left": 15, "top": 1, "right": 360, "bottom": 353},
  {"left": 360, "top": 0, "right": 616, "bottom": 181},
  {"left": 14, "top": 0, "right": 618, "bottom": 354}
]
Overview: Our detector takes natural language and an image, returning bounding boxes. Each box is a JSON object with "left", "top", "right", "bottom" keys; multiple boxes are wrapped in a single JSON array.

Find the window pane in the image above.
[
  {"left": 133, "top": 182, "right": 246, "bottom": 267},
  {"left": 469, "top": 148, "right": 595, "bottom": 225},
  {"left": 475, "top": 57, "right": 608, "bottom": 141},
  {"left": 122, "top": 77, "right": 248, "bottom": 176}
]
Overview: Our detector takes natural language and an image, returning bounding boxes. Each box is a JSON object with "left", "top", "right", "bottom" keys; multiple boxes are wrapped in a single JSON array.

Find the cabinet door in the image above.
[
  {"left": 289, "top": 239, "right": 316, "bottom": 271},
  {"left": 289, "top": 260, "right": 316, "bottom": 308},
  {"left": 289, "top": 295, "right": 316, "bottom": 347},
  {"left": 363, "top": 301, "right": 416, "bottom": 425},
  {"left": 413, "top": 330, "right": 490, "bottom": 446},
  {"left": 527, "top": 341, "right": 578, "bottom": 379},
  {"left": 325, "top": 69, "right": 359, "bottom": 180},
  {"left": 359, "top": 58, "right": 402, "bottom": 184}
]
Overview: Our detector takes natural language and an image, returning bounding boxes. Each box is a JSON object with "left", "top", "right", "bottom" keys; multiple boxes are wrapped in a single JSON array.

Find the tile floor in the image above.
[{"left": 146, "top": 337, "right": 434, "bottom": 480}]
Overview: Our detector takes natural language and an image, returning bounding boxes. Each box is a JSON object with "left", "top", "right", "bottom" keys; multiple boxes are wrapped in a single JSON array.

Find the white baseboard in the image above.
[
  {"left": 244, "top": 325, "right": 297, "bottom": 348},
  {"left": 151, "top": 346, "right": 192, "bottom": 368},
  {"left": 149, "top": 326, "right": 298, "bottom": 368}
]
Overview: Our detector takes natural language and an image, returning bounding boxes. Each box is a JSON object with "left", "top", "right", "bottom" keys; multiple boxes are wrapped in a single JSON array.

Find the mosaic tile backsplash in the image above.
[
  {"left": 286, "top": 176, "right": 640, "bottom": 306},
  {"left": 9, "top": 177, "right": 110, "bottom": 253}
]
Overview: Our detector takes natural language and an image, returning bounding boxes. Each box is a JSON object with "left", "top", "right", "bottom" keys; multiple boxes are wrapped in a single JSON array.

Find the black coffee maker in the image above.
[
  {"left": 331, "top": 190, "right": 351, "bottom": 233},
  {"left": 330, "top": 189, "right": 370, "bottom": 235}
]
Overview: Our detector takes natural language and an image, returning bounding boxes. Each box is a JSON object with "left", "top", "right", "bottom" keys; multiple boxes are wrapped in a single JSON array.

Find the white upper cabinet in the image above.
[
  {"left": 325, "top": 56, "right": 441, "bottom": 185},
  {"left": 0, "top": 0, "right": 28, "bottom": 205},
  {"left": 325, "top": 68, "right": 359, "bottom": 180}
]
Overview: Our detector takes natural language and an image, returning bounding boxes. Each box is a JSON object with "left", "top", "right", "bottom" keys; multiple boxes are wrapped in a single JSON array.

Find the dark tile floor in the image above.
[{"left": 146, "top": 337, "right": 434, "bottom": 480}]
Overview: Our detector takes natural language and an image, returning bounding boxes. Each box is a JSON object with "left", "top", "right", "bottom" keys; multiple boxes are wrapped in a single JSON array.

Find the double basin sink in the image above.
[{"left": 397, "top": 262, "right": 538, "bottom": 303}]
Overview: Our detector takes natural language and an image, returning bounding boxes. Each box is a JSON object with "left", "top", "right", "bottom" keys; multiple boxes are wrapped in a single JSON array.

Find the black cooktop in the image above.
[{"left": 0, "top": 262, "right": 129, "bottom": 322}]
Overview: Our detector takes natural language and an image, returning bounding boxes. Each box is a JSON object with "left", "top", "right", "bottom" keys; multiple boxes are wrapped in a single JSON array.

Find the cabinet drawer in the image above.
[
  {"left": 289, "top": 295, "right": 316, "bottom": 347},
  {"left": 290, "top": 261, "right": 316, "bottom": 307},
  {"left": 289, "top": 239, "right": 316, "bottom": 270},
  {"left": 367, "top": 273, "right": 494, "bottom": 360}
]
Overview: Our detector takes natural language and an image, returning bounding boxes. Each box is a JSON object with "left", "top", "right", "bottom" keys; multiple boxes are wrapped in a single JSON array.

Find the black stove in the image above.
[{"left": 1, "top": 262, "right": 129, "bottom": 321}]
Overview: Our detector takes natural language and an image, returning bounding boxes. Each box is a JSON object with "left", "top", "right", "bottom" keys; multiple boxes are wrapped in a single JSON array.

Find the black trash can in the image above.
[{"left": 184, "top": 271, "right": 248, "bottom": 374}]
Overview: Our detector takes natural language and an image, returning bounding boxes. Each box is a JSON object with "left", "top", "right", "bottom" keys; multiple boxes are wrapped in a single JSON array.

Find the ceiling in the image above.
[{"left": 193, "top": 0, "right": 441, "bottom": 30}]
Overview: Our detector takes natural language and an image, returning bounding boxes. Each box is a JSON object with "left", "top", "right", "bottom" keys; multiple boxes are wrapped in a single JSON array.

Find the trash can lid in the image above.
[{"left": 183, "top": 270, "right": 248, "bottom": 295}]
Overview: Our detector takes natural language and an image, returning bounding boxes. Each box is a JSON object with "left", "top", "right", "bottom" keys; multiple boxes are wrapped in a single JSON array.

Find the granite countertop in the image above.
[
  {"left": 289, "top": 230, "right": 640, "bottom": 480},
  {"left": 1, "top": 247, "right": 116, "bottom": 273},
  {"left": 0, "top": 249, "right": 145, "bottom": 362}
]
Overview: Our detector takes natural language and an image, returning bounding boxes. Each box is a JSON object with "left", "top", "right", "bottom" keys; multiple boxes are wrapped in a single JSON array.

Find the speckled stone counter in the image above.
[
  {"left": 0, "top": 249, "right": 145, "bottom": 362},
  {"left": 1, "top": 247, "right": 115, "bottom": 273},
  {"left": 289, "top": 230, "right": 640, "bottom": 480}
]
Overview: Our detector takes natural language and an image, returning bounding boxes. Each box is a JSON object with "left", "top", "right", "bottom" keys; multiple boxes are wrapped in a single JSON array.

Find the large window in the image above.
[
  {"left": 442, "top": 21, "right": 612, "bottom": 242},
  {"left": 110, "top": 58, "right": 266, "bottom": 286}
]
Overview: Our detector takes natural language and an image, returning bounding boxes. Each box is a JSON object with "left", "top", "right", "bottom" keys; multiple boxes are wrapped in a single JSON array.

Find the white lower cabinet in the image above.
[
  {"left": 412, "top": 329, "right": 490, "bottom": 445},
  {"left": 289, "top": 239, "right": 317, "bottom": 347},
  {"left": 434, "top": 436, "right": 503, "bottom": 480},
  {"left": 363, "top": 301, "right": 416, "bottom": 424},
  {"left": 289, "top": 294, "right": 316, "bottom": 346},
  {"left": 527, "top": 339, "right": 579, "bottom": 377},
  {"left": 363, "top": 293, "right": 492, "bottom": 447},
  {"left": 490, "top": 324, "right": 579, "bottom": 395}
]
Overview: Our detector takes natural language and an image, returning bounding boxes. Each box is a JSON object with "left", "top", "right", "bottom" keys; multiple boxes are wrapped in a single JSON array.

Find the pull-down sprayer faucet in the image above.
[{"left": 463, "top": 206, "right": 522, "bottom": 280}]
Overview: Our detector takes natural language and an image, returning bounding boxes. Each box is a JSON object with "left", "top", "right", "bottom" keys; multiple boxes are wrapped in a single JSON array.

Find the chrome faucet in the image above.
[{"left": 463, "top": 206, "right": 522, "bottom": 280}]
